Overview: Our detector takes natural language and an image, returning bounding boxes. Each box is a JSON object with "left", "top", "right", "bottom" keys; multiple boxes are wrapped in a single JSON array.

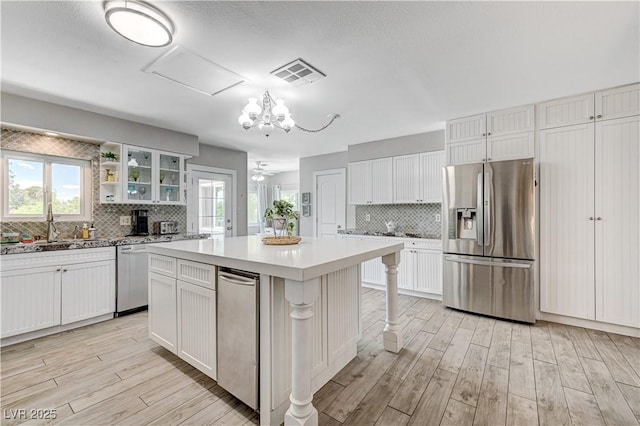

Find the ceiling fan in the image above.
[{"left": 251, "top": 162, "right": 279, "bottom": 181}]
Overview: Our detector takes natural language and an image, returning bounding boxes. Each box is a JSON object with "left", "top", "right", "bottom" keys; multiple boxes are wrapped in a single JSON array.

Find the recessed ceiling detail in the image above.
[
  {"left": 143, "top": 46, "right": 245, "bottom": 96},
  {"left": 271, "top": 58, "right": 325, "bottom": 86}
]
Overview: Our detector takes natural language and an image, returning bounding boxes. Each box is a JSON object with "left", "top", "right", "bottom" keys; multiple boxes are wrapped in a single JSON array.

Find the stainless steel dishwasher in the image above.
[
  {"left": 116, "top": 244, "right": 150, "bottom": 316},
  {"left": 217, "top": 268, "right": 259, "bottom": 410}
]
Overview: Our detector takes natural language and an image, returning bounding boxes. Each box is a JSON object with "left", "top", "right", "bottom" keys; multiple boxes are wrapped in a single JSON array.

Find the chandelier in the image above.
[{"left": 238, "top": 90, "right": 339, "bottom": 137}]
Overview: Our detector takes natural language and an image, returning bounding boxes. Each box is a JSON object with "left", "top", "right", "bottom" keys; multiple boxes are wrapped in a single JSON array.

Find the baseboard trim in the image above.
[
  {"left": 1, "top": 313, "right": 115, "bottom": 347},
  {"left": 362, "top": 282, "right": 442, "bottom": 301},
  {"left": 539, "top": 312, "right": 640, "bottom": 337}
]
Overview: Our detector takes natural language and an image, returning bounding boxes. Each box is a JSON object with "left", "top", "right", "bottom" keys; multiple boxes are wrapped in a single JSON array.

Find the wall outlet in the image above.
[
  {"left": 435, "top": 214, "right": 441, "bottom": 223},
  {"left": 365, "top": 214, "right": 371, "bottom": 222},
  {"left": 120, "top": 216, "right": 131, "bottom": 226}
]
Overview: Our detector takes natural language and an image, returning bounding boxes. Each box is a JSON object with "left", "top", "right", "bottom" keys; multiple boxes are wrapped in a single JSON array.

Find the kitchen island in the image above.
[{"left": 146, "top": 235, "right": 403, "bottom": 426}]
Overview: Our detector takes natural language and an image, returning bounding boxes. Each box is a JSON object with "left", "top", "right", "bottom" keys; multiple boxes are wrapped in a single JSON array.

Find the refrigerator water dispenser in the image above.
[{"left": 456, "top": 208, "right": 476, "bottom": 239}]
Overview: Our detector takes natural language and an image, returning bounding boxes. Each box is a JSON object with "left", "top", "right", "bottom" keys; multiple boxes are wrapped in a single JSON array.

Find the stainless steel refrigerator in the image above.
[{"left": 442, "top": 158, "right": 535, "bottom": 323}]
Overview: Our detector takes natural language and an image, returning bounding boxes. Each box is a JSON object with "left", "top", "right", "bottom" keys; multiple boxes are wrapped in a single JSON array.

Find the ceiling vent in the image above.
[
  {"left": 143, "top": 46, "right": 245, "bottom": 96},
  {"left": 271, "top": 58, "right": 326, "bottom": 86}
]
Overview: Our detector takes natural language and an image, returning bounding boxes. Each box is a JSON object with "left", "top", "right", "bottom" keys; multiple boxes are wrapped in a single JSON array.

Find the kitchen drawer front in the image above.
[
  {"left": 386, "top": 237, "right": 441, "bottom": 250},
  {"left": 149, "top": 254, "right": 177, "bottom": 278},
  {"left": 0, "top": 247, "right": 115, "bottom": 272},
  {"left": 177, "top": 259, "right": 216, "bottom": 290}
]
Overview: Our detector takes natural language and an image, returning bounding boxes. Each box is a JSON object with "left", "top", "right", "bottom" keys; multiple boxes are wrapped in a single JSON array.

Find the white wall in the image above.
[
  {"left": 1, "top": 93, "right": 199, "bottom": 156},
  {"left": 188, "top": 144, "right": 248, "bottom": 236},
  {"left": 299, "top": 151, "right": 354, "bottom": 237}
]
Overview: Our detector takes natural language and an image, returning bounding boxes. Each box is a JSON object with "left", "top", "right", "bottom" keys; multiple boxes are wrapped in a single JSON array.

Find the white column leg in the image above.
[
  {"left": 284, "top": 277, "right": 321, "bottom": 426},
  {"left": 382, "top": 251, "right": 402, "bottom": 353}
]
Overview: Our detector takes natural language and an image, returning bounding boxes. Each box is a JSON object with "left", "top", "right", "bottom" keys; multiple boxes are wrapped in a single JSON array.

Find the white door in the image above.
[
  {"left": 539, "top": 123, "right": 595, "bottom": 320},
  {"left": 315, "top": 169, "right": 346, "bottom": 238},
  {"left": 594, "top": 116, "right": 640, "bottom": 327},
  {"left": 188, "top": 171, "right": 234, "bottom": 238}
]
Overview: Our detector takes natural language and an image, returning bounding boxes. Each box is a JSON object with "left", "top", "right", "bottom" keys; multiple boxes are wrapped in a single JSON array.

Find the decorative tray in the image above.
[{"left": 262, "top": 236, "right": 302, "bottom": 245}]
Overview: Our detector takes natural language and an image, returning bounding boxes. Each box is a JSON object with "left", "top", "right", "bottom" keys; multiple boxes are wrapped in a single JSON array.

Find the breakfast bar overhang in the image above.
[{"left": 146, "top": 236, "right": 404, "bottom": 426}]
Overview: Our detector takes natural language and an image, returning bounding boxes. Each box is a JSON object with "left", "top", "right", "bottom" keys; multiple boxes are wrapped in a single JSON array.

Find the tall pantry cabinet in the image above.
[{"left": 538, "top": 84, "right": 640, "bottom": 328}]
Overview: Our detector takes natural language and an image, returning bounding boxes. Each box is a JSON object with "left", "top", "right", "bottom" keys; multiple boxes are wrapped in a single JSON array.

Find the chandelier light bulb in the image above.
[
  {"left": 281, "top": 113, "right": 295, "bottom": 131},
  {"left": 238, "top": 112, "right": 252, "bottom": 129},
  {"left": 104, "top": 0, "right": 173, "bottom": 47},
  {"left": 259, "top": 122, "right": 274, "bottom": 137},
  {"left": 271, "top": 99, "right": 289, "bottom": 120},
  {"left": 244, "top": 98, "right": 262, "bottom": 119}
]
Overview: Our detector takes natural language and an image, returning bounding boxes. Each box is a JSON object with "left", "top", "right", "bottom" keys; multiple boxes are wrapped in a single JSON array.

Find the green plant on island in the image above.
[{"left": 264, "top": 199, "right": 299, "bottom": 237}]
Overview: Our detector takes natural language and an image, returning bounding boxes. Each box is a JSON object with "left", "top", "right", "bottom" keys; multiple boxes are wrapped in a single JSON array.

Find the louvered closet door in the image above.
[
  {"left": 595, "top": 116, "right": 640, "bottom": 328},
  {"left": 539, "top": 123, "right": 595, "bottom": 320}
]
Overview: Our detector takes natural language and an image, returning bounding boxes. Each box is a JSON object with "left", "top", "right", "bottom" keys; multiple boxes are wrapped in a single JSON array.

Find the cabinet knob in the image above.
[
  {"left": 62, "top": 269, "right": 68, "bottom": 272},
  {"left": 590, "top": 116, "right": 594, "bottom": 120},
  {"left": 487, "top": 158, "right": 492, "bottom": 161},
  {"left": 597, "top": 114, "right": 602, "bottom": 119},
  {"left": 596, "top": 217, "right": 602, "bottom": 221},
  {"left": 482, "top": 133, "right": 486, "bottom": 137},
  {"left": 56, "top": 268, "right": 61, "bottom": 272},
  {"left": 487, "top": 132, "right": 491, "bottom": 136},
  {"left": 588, "top": 217, "right": 594, "bottom": 221}
]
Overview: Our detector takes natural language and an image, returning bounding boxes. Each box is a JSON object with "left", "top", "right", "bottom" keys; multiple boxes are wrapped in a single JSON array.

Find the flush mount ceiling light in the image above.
[
  {"left": 238, "top": 90, "right": 339, "bottom": 138},
  {"left": 105, "top": 0, "right": 174, "bottom": 47}
]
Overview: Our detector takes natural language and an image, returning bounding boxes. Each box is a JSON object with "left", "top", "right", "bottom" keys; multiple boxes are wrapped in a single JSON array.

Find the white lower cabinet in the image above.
[
  {"left": 340, "top": 234, "right": 442, "bottom": 298},
  {"left": 177, "top": 280, "right": 216, "bottom": 379},
  {"left": 148, "top": 255, "right": 217, "bottom": 379},
  {"left": 1, "top": 266, "right": 61, "bottom": 338},
  {"left": 148, "top": 271, "right": 177, "bottom": 353},
  {"left": 0, "top": 247, "right": 115, "bottom": 341},
  {"left": 398, "top": 248, "right": 442, "bottom": 296},
  {"left": 61, "top": 260, "right": 115, "bottom": 325}
]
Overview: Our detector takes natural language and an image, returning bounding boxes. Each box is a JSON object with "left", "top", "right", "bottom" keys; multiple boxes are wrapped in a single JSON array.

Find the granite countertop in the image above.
[
  {"left": 338, "top": 229, "right": 441, "bottom": 240},
  {"left": 0, "top": 233, "right": 211, "bottom": 255}
]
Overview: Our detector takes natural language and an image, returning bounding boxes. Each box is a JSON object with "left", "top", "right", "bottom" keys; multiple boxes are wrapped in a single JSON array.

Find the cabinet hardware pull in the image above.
[
  {"left": 596, "top": 217, "right": 602, "bottom": 220},
  {"left": 56, "top": 268, "right": 61, "bottom": 272},
  {"left": 62, "top": 269, "right": 68, "bottom": 272},
  {"left": 590, "top": 116, "right": 594, "bottom": 120},
  {"left": 589, "top": 217, "right": 594, "bottom": 220},
  {"left": 487, "top": 158, "right": 492, "bottom": 161},
  {"left": 597, "top": 114, "right": 602, "bottom": 119},
  {"left": 488, "top": 132, "right": 491, "bottom": 136},
  {"left": 482, "top": 133, "right": 486, "bottom": 136}
]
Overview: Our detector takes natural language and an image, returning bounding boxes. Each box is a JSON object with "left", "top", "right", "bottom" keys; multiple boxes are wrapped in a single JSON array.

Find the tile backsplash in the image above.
[
  {"left": 354, "top": 203, "right": 442, "bottom": 237},
  {"left": 1, "top": 128, "right": 186, "bottom": 239}
]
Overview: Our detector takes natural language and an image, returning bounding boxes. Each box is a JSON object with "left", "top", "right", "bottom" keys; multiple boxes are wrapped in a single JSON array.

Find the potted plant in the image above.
[
  {"left": 101, "top": 151, "right": 118, "bottom": 161},
  {"left": 264, "top": 199, "right": 299, "bottom": 238}
]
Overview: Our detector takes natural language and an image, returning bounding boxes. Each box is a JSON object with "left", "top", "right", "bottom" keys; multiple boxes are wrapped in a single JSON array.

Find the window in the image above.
[
  {"left": 248, "top": 191, "right": 260, "bottom": 225},
  {"left": 2, "top": 151, "right": 92, "bottom": 221},
  {"left": 280, "top": 190, "right": 299, "bottom": 210},
  {"left": 198, "top": 179, "right": 225, "bottom": 234}
]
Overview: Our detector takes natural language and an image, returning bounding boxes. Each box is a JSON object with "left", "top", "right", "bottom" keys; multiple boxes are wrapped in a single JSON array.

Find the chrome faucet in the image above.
[{"left": 46, "top": 202, "right": 58, "bottom": 242}]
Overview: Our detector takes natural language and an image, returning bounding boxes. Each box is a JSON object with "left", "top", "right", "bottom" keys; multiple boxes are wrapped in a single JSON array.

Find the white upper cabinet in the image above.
[
  {"left": 447, "top": 105, "right": 534, "bottom": 165},
  {"left": 447, "top": 114, "right": 486, "bottom": 143},
  {"left": 538, "top": 83, "right": 640, "bottom": 130},
  {"left": 393, "top": 155, "right": 420, "bottom": 203},
  {"left": 538, "top": 94, "right": 595, "bottom": 129},
  {"left": 487, "top": 105, "right": 535, "bottom": 137},
  {"left": 348, "top": 158, "right": 392, "bottom": 205},
  {"left": 123, "top": 146, "right": 185, "bottom": 205},
  {"left": 596, "top": 84, "right": 640, "bottom": 122},
  {"left": 393, "top": 151, "right": 444, "bottom": 203}
]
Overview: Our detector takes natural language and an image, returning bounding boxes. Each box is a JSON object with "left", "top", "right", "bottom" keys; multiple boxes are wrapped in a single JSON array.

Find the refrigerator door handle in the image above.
[
  {"left": 444, "top": 255, "right": 532, "bottom": 269},
  {"left": 484, "top": 172, "right": 491, "bottom": 247},
  {"left": 476, "top": 173, "right": 484, "bottom": 246}
]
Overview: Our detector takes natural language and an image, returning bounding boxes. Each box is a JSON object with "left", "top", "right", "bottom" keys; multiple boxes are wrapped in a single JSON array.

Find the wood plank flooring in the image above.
[{"left": 2, "top": 288, "right": 639, "bottom": 425}]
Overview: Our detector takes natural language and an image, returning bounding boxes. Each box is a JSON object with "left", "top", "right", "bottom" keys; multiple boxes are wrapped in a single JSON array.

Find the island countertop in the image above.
[{"left": 146, "top": 235, "right": 404, "bottom": 281}]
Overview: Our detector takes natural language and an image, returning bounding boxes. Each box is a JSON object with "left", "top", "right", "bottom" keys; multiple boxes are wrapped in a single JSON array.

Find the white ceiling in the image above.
[{"left": 2, "top": 1, "right": 638, "bottom": 172}]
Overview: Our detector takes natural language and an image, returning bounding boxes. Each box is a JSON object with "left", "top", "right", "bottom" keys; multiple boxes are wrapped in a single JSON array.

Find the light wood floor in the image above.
[{"left": 1, "top": 288, "right": 639, "bottom": 426}]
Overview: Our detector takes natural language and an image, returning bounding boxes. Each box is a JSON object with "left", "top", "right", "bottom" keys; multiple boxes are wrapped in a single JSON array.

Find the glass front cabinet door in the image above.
[
  {"left": 122, "top": 146, "right": 185, "bottom": 205},
  {"left": 157, "top": 152, "right": 184, "bottom": 204}
]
